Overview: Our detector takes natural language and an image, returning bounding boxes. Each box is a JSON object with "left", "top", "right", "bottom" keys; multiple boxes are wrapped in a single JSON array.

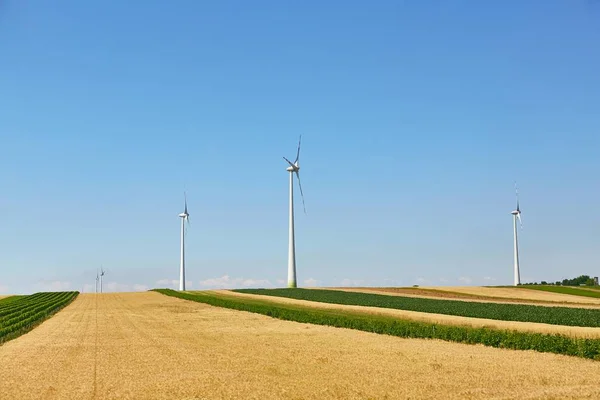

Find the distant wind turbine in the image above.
[
  {"left": 283, "top": 135, "right": 306, "bottom": 288},
  {"left": 178, "top": 193, "right": 190, "bottom": 291},
  {"left": 100, "top": 267, "right": 105, "bottom": 293},
  {"left": 95, "top": 270, "right": 99, "bottom": 294},
  {"left": 511, "top": 183, "right": 522, "bottom": 286}
]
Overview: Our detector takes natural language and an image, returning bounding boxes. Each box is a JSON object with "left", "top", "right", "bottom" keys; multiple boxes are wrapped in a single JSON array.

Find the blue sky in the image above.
[{"left": 1, "top": 1, "right": 599, "bottom": 294}]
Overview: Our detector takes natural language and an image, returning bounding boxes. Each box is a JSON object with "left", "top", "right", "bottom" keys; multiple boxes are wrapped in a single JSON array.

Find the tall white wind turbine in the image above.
[
  {"left": 511, "top": 183, "right": 522, "bottom": 286},
  {"left": 95, "top": 270, "right": 99, "bottom": 294},
  {"left": 178, "top": 193, "right": 190, "bottom": 291},
  {"left": 283, "top": 135, "right": 306, "bottom": 288}
]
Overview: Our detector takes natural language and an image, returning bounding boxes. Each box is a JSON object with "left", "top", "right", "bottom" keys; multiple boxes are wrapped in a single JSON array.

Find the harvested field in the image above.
[
  {"left": 423, "top": 286, "right": 600, "bottom": 305},
  {"left": 218, "top": 290, "right": 600, "bottom": 339},
  {"left": 328, "top": 287, "right": 600, "bottom": 309},
  {"left": 1, "top": 293, "right": 600, "bottom": 399}
]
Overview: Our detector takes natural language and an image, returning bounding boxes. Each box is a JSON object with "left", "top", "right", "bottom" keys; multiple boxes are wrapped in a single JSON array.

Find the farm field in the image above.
[
  {"left": 216, "top": 290, "right": 600, "bottom": 339},
  {"left": 235, "top": 288, "right": 600, "bottom": 328},
  {"left": 2, "top": 292, "right": 600, "bottom": 399},
  {"left": 519, "top": 285, "right": 600, "bottom": 299},
  {"left": 422, "top": 286, "right": 600, "bottom": 305},
  {"left": 328, "top": 287, "right": 600, "bottom": 309},
  {"left": 0, "top": 291, "right": 78, "bottom": 345}
]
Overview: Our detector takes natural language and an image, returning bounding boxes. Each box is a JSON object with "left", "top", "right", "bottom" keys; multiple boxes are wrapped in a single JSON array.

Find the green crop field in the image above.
[
  {"left": 518, "top": 285, "right": 600, "bottom": 299},
  {"left": 234, "top": 288, "right": 600, "bottom": 327},
  {"left": 0, "top": 296, "right": 25, "bottom": 305},
  {"left": 155, "top": 289, "right": 600, "bottom": 360},
  {"left": 0, "top": 291, "right": 79, "bottom": 345}
]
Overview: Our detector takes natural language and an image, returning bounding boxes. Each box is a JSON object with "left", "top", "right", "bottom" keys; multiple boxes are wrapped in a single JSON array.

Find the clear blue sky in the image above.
[{"left": 1, "top": 1, "right": 599, "bottom": 294}]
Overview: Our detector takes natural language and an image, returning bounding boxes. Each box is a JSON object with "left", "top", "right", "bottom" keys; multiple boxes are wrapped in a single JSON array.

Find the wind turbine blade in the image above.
[
  {"left": 184, "top": 191, "right": 188, "bottom": 214},
  {"left": 295, "top": 171, "right": 306, "bottom": 214},
  {"left": 283, "top": 156, "right": 295, "bottom": 168},
  {"left": 517, "top": 213, "right": 522, "bottom": 229},
  {"left": 294, "top": 135, "right": 302, "bottom": 164}
]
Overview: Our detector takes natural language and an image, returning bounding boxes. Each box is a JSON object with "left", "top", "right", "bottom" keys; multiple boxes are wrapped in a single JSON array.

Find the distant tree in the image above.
[
  {"left": 585, "top": 278, "right": 596, "bottom": 286},
  {"left": 555, "top": 281, "right": 561, "bottom": 286},
  {"left": 541, "top": 281, "right": 548, "bottom": 285},
  {"left": 560, "top": 275, "right": 592, "bottom": 286}
]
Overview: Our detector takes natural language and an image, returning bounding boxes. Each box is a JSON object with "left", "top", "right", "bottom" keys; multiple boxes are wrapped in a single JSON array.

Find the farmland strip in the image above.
[
  {"left": 518, "top": 285, "right": 600, "bottom": 299},
  {"left": 235, "top": 288, "right": 600, "bottom": 328}
]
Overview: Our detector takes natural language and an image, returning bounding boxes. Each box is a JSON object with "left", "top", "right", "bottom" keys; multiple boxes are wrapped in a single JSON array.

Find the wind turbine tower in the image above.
[
  {"left": 100, "top": 268, "right": 105, "bottom": 293},
  {"left": 178, "top": 193, "right": 190, "bottom": 291},
  {"left": 511, "top": 183, "right": 522, "bottom": 286},
  {"left": 95, "top": 270, "right": 99, "bottom": 294},
  {"left": 283, "top": 136, "right": 306, "bottom": 288}
]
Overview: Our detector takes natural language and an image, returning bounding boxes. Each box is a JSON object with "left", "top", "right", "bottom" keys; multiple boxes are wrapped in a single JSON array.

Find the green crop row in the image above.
[
  {"left": 0, "top": 296, "right": 24, "bottom": 305},
  {"left": 154, "top": 289, "right": 600, "bottom": 360},
  {"left": 0, "top": 291, "right": 79, "bottom": 345},
  {"left": 234, "top": 288, "right": 600, "bottom": 328},
  {"left": 0, "top": 292, "right": 66, "bottom": 319},
  {"left": 518, "top": 285, "right": 600, "bottom": 299}
]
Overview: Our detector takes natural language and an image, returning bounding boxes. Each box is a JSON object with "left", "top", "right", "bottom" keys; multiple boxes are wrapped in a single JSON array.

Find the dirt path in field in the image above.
[
  {"left": 325, "top": 287, "right": 600, "bottom": 309},
  {"left": 217, "top": 290, "right": 600, "bottom": 339},
  {"left": 2, "top": 292, "right": 600, "bottom": 400}
]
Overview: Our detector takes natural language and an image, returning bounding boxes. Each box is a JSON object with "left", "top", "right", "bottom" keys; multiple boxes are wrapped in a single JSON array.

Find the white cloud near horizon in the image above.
[
  {"left": 303, "top": 278, "right": 321, "bottom": 287},
  {"left": 338, "top": 278, "right": 366, "bottom": 287},
  {"left": 35, "top": 280, "right": 72, "bottom": 292},
  {"left": 155, "top": 279, "right": 192, "bottom": 289},
  {"left": 198, "top": 275, "right": 273, "bottom": 289}
]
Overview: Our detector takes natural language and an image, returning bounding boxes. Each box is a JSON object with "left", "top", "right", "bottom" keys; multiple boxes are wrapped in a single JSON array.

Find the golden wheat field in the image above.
[
  {"left": 2, "top": 291, "right": 600, "bottom": 400},
  {"left": 214, "top": 290, "right": 600, "bottom": 339}
]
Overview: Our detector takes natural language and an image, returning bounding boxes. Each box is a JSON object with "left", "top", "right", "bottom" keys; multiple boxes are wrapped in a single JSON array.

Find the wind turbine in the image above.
[
  {"left": 100, "top": 267, "right": 105, "bottom": 293},
  {"left": 511, "top": 183, "right": 522, "bottom": 286},
  {"left": 95, "top": 270, "right": 99, "bottom": 294},
  {"left": 178, "top": 193, "right": 190, "bottom": 291},
  {"left": 283, "top": 135, "right": 306, "bottom": 288}
]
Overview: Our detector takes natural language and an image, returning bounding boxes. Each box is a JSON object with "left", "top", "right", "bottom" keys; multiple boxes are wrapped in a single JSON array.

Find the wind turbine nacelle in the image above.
[
  {"left": 179, "top": 213, "right": 188, "bottom": 218},
  {"left": 511, "top": 210, "right": 520, "bottom": 215}
]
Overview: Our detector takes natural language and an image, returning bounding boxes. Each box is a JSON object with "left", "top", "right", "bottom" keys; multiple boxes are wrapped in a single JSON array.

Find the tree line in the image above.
[{"left": 522, "top": 275, "right": 598, "bottom": 286}]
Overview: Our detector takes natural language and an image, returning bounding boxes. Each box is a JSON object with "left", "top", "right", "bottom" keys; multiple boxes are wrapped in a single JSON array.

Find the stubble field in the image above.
[{"left": 1, "top": 292, "right": 600, "bottom": 399}]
